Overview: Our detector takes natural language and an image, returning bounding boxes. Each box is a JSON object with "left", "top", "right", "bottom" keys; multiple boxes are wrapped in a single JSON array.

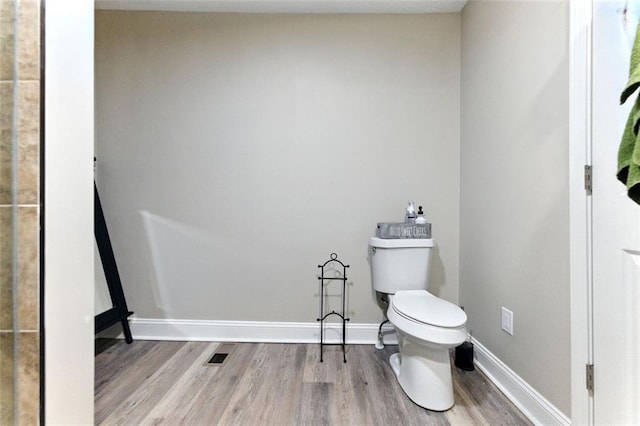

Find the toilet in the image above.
[{"left": 369, "top": 237, "right": 467, "bottom": 411}]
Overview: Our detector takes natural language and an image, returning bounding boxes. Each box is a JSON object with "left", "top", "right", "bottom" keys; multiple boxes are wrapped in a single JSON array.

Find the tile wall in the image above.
[{"left": 0, "top": 0, "right": 41, "bottom": 424}]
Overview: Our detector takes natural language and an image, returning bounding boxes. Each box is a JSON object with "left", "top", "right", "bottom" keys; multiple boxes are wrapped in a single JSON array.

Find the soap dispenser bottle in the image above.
[
  {"left": 405, "top": 201, "right": 417, "bottom": 223},
  {"left": 415, "top": 206, "right": 427, "bottom": 224}
]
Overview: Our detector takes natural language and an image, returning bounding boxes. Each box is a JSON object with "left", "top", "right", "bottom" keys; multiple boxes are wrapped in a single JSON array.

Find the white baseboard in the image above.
[
  {"left": 470, "top": 337, "right": 571, "bottom": 426},
  {"left": 124, "top": 317, "right": 398, "bottom": 345}
]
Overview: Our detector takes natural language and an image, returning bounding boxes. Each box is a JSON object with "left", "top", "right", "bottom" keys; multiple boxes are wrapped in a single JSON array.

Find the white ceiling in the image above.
[{"left": 95, "top": 0, "right": 468, "bottom": 14}]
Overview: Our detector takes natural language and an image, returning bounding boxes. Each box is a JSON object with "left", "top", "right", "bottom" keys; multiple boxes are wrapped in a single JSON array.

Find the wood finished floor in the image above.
[{"left": 95, "top": 339, "right": 532, "bottom": 425}]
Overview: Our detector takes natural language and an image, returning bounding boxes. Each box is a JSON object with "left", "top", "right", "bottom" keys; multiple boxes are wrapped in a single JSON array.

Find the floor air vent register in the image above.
[{"left": 206, "top": 343, "right": 237, "bottom": 366}]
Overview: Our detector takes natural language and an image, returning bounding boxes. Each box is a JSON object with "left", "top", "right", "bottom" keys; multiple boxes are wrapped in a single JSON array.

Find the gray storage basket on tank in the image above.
[{"left": 376, "top": 222, "right": 431, "bottom": 239}]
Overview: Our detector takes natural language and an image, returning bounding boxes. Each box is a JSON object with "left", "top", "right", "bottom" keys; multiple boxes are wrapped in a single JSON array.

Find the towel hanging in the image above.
[{"left": 618, "top": 19, "right": 640, "bottom": 205}]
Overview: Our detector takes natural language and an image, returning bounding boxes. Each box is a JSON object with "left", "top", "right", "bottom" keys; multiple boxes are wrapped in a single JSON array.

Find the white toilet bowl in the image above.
[
  {"left": 368, "top": 236, "right": 468, "bottom": 411},
  {"left": 387, "top": 290, "right": 467, "bottom": 411}
]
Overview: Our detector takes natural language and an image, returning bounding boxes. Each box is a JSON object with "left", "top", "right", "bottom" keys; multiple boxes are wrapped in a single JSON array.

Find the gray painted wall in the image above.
[
  {"left": 95, "top": 12, "right": 461, "bottom": 323},
  {"left": 460, "top": 0, "right": 570, "bottom": 416}
]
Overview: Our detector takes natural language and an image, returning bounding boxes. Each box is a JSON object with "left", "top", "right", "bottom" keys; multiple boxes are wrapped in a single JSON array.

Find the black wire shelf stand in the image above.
[{"left": 316, "top": 253, "right": 350, "bottom": 363}]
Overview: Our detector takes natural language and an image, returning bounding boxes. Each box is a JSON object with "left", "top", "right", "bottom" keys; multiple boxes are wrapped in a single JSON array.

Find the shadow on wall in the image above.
[
  {"left": 429, "top": 244, "right": 447, "bottom": 297},
  {"left": 139, "top": 210, "right": 358, "bottom": 323},
  {"left": 140, "top": 210, "right": 230, "bottom": 319}
]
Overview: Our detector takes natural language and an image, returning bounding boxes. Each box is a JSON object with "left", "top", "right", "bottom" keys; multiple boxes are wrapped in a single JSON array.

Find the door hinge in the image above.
[
  {"left": 586, "top": 363, "right": 594, "bottom": 392},
  {"left": 584, "top": 165, "right": 593, "bottom": 194}
]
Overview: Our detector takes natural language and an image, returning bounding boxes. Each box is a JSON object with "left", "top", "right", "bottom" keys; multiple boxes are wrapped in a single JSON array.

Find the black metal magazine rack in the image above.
[{"left": 317, "top": 253, "right": 350, "bottom": 362}]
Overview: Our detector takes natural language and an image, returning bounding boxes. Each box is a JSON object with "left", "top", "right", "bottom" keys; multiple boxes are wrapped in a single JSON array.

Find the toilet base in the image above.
[{"left": 389, "top": 335, "right": 455, "bottom": 411}]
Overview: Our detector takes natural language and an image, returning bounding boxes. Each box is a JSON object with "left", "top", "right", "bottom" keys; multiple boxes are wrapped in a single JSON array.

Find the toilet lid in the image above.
[{"left": 391, "top": 290, "right": 466, "bottom": 328}]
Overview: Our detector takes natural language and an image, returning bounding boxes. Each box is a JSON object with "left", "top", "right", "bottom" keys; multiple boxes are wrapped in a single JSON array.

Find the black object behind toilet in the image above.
[{"left": 454, "top": 341, "right": 475, "bottom": 371}]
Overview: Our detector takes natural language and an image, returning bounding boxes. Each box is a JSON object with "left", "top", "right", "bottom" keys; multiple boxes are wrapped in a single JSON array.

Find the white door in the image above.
[{"left": 592, "top": 1, "right": 640, "bottom": 423}]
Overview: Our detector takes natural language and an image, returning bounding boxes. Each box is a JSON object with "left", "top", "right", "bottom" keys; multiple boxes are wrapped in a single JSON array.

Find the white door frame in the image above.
[
  {"left": 44, "top": 0, "right": 95, "bottom": 424},
  {"left": 569, "top": 0, "right": 593, "bottom": 424}
]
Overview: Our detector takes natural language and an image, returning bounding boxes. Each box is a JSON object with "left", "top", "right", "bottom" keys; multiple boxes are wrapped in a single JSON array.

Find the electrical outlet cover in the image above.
[{"left": 501, "top": 307, "right": 514, "bottom": 335}]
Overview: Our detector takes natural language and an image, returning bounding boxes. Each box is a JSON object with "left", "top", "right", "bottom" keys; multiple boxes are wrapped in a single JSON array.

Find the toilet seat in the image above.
[
  {"left": 391, "top": 290, "right": 466, "bottom": 328},
  {"left": 388, "top": 290, "right": 467, "bottom": 347}
]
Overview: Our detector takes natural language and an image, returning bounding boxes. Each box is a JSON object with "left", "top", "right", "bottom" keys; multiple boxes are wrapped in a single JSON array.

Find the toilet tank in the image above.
[{"left": 369, "top": 237, "right": 434, "bottom": 294}]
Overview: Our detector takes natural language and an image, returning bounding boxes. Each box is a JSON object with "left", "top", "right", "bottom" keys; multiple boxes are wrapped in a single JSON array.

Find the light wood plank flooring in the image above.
[{"left": 95, "top": 339, "right": 532, "bottom": 425}]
